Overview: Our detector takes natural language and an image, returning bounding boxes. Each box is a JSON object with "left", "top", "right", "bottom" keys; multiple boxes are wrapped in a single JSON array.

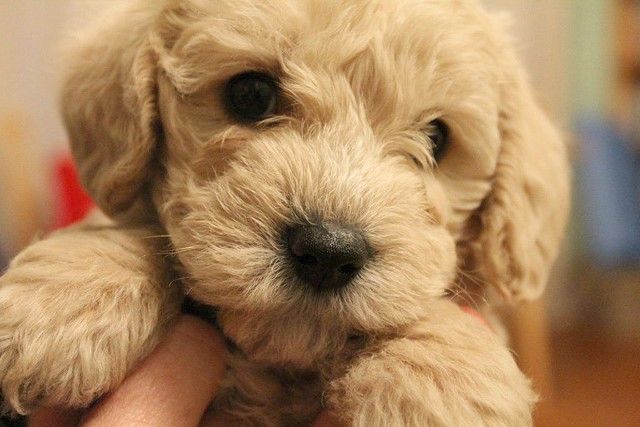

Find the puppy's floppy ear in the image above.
[
  {"left": 60, "top": 3, "right": 164, "bottom": 219},
  {"left": 466, "top": 38, "right": 570, "bottom": 302}
]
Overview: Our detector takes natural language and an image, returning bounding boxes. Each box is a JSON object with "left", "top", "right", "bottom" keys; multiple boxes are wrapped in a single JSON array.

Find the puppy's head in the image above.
[{"left": 62, "top": 0, "right": 569, "bottom": 367}]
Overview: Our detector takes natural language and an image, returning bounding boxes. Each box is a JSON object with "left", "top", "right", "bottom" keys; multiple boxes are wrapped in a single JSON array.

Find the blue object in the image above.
[{"left": 575, "top": 116, "right": 640, "bottom": 268}]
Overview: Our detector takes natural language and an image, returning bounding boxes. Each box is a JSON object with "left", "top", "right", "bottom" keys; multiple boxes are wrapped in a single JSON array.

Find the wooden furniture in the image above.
[{"left": 614, "top": 0, "right": 640, "bottom": 135}]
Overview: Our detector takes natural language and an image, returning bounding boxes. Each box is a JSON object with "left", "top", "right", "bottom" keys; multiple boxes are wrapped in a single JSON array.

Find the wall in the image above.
[{"left": 0, "top": 1, "right": 109, "bottom": 253}]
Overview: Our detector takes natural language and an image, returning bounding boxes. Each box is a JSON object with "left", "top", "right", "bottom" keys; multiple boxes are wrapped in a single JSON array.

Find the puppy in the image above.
[{"left": 0, "top": 0, "right": 570, "bottom": 425}]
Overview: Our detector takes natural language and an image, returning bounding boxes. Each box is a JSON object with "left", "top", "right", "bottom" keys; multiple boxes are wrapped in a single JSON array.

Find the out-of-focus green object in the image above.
[{"left": 571, "top": 0, "right": 615, "bottom": 117}]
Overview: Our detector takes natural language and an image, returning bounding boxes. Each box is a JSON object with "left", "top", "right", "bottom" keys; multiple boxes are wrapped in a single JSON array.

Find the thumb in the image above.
[{"left": 80, "top": 315, "right": 226, "bottom": 427}]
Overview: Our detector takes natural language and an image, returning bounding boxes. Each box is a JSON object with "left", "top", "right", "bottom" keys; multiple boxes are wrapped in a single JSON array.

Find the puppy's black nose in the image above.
[{"left": 287, "top": 224, "right": 369, "bottom": 290}]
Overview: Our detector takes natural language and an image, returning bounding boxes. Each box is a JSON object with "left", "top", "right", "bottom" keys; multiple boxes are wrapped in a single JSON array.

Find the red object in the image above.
[
  {"left": 53, "top": 154, "right": 94, "bottom": 228},
  {"left": 460, "top": 305, "right": 492, "bottom": 331}
]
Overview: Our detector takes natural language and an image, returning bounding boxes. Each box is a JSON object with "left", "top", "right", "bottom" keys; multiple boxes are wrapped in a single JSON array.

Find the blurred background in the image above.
[{"left": 1, "top": 1, "right": 639, "bottom": 426}]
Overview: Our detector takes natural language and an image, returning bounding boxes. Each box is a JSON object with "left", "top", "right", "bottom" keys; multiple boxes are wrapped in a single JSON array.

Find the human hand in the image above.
[
  {"left": 30, "top": 315, "right": 224, "bottom": 427},
  {"left": 29, "top": 315, "right": 340, "bottom": 427}
]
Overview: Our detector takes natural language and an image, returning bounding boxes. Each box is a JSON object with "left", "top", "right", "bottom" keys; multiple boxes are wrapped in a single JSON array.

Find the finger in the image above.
[
  {"left": 80, "top": 315, "right": 226, "bottom": 427},
  {"left": 28, "top": 407, "right": 81, "bottom": 427}
]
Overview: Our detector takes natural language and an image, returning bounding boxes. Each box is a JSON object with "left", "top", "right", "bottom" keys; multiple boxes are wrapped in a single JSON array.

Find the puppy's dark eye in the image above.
[
  {"left": 426, "top": 119, "right": 450, "bottom": 162},
  {"left": 225, "top": 72, "right": 278, "bottom": 123}
]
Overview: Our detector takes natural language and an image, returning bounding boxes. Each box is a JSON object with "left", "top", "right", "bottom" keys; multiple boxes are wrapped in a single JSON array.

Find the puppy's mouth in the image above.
[{"left": 284, "top": 222, "right": 372, "bottom": 292}]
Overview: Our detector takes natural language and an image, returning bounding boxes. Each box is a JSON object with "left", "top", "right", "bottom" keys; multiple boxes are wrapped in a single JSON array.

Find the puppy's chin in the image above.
[
  {"left": 208, "top": 270, "right": 449, "bottom": 369},
  {"left": 216, "top": 306, "right": 353, "bottom": 369}
]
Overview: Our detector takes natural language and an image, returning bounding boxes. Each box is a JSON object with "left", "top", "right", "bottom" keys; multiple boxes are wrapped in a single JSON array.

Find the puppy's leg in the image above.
[
  {"left": 327, "top": 300, "right": 535, "bottom": 427},
  {"left": 0, "top": 213, "right": 182, "bottom": 415}
]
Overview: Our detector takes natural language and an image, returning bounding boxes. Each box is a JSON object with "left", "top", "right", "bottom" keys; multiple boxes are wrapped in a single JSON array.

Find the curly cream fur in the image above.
[
  {"left": 0, "top": 0, "right": 569, "bottom": 425},
  {"left": 0, "top": 215, "right": 182, "bottom": 414}
]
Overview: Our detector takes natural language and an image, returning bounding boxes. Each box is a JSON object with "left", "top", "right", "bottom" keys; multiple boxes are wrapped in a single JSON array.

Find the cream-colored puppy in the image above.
[{"left": 0, "top": 0, "right": 569, "bottom": 425}]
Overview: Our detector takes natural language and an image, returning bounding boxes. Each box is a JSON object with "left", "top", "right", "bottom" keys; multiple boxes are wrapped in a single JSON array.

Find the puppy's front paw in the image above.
[
  {"left": 0, "top": 284, "right": 119, "bottom": 414},
  {"left": 0, "top": 307, "right": 19, "bottom": 415},
  {"left": 0, "top": 223, "right": 182, "bottom": 415},
  {"left": 327, "top": 302, "right": 535, "bottom": 426}
]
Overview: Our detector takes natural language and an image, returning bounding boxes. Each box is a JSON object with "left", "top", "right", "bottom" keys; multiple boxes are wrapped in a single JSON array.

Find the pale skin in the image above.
[{"left": 28, "top": 315, "right": 338, "bottom": 427}]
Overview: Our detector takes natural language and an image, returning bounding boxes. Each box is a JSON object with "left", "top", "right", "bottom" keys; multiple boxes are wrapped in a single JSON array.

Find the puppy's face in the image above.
[{"left": 62, "top": 0, "right": 570, "bottom": 367}]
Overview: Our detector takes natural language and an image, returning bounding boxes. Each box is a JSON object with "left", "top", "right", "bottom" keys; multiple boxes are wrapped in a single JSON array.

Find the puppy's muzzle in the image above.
[{"left": 287, "top": 223, "right": 369, "bottom": 290}]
